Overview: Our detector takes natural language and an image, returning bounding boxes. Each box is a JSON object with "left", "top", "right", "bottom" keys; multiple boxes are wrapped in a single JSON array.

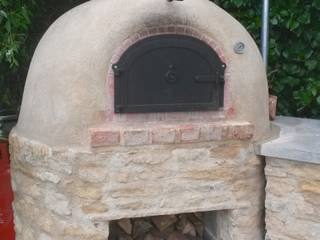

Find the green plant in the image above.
[
  {"left": 0, "top": 0, "right": 87, "bottom": 110},
  {"left": 268, "top": 0, "right": 320, "bottom": 117},
  {"left": 0, "top": 0, "right": 38, "bottom": 110},
  {"left": 214, "top": 0, "right": 320, "bottom": 118}
]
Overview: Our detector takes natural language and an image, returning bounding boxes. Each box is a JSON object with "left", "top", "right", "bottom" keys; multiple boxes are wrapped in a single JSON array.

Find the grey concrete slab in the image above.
[{"left": 256, "top": 116, "right": 320, "bottom": 164}]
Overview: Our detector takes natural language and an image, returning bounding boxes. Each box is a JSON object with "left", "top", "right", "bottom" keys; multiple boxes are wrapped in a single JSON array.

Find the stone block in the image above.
[
  {"left": 38, "top": 171, "right": 61, "bottom": 184},
  {"left": 300, "top": 180, "right": 320, "bottom": 194},
  {"left": 210, "top": 144, "right": 241, "bottom": 159},
  {"left": 21, "top": 226, "right": 36, "bottom": 240},
  {"left": 222, "top": 123, "right": 254, "bottom": 140},
  {"left": 73, "top": 186, "right": 102, "bottom": 200},
  {"left": 49, "top": 150, "right": 73, "bottom": 175},
  {"left": 12, "top": 172, "right": 43, "bottom": 200},
  {"left": 79, "top": 166, "right": 108, "bottom": 183},
  {"left": 38, "top": 233, "right": 53, "bottom": 240},
  {"left": 44, "top": 191, "right": 71, "bottom": 216},
  {"left": 81, "top": 202, "right": 109, "bottom": 214}
]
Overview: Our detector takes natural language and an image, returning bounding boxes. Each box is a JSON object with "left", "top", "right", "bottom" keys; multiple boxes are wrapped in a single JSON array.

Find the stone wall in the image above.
[
  {"left": 265, "top": 158, "right": 320, "bottom": 240},
  {"left": 257, "top": 117, "right": 320, "bottom": 240},
  {"left": 10, "top": 130, "right": 265, "bottom": 240}
]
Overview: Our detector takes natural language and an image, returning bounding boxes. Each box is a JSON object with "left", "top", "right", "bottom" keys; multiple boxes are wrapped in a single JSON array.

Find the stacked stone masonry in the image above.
[
  {"left": 265, "top": 158, "right": 320, "bottom": 240},
  {"left": 10, "top": 130, "right": 265, "bottom": 240}
]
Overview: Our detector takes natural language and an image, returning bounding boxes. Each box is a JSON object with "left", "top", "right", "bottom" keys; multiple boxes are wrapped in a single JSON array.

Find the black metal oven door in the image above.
[{"left": 113, "top": 34, "right": 226, "bottom": 113}]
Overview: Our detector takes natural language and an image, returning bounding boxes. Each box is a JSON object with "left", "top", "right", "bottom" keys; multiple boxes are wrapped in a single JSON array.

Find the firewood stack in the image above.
[{"left": 109, "top": 213, "right": 205, "bottom": 240}]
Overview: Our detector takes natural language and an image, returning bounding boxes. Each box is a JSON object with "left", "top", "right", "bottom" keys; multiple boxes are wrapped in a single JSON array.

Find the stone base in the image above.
[
  {"left": 265, "top": 158, "right": 320, "bottom": 240},
  {"left": 10, "top": 132, "right": 265, "bottom": 240}
]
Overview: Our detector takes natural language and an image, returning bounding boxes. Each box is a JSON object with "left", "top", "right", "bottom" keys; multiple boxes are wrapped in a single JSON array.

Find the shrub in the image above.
[
  {"left": 214, "top": 0, "right": 320, "bottom": 118},
  {"left": 0, "top": 0, "right": 37, "bottom": 110},
  {"left": 0, "top": 0, "right": 87, "bottom": 110}
]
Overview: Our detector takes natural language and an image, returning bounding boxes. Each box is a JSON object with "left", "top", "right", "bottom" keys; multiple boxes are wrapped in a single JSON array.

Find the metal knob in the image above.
[
  {"left": 165, "top": 64, "right": 178, "bottom": 84},
  {"left": 234, "top": 42, "right": 246, "bottom": 54},
  {"left": 165, "top": 71, "right": 178, "bottom": 84}
]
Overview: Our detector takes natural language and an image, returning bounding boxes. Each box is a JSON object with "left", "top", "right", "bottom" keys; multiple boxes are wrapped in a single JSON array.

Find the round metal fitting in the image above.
[
  {"left": 165, "top": 70, "right": 178, "bottom": 84},
  {"left": 234, "top": 42, "right": 245, "bottom": 54}
]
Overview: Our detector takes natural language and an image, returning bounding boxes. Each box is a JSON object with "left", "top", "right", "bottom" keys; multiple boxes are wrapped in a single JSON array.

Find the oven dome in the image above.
[{"left": 16, "top": 0, "right": 269, "bottom": 146}]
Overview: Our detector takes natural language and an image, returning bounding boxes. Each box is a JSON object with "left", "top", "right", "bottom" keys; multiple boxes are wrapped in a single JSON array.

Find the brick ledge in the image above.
[{"left": 90, "top": 121, "right": 254, "bottom": 148}]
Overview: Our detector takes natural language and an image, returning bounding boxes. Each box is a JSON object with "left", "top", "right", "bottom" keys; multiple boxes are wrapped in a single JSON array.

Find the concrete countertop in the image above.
[{"left": 256, "top": 116, "right": 320, "bottom": 165}]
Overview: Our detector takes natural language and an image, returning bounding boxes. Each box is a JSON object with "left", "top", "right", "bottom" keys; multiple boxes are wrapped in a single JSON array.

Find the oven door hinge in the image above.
[{"left": 112, "top": 64, "right": 123, "bottom": 77}]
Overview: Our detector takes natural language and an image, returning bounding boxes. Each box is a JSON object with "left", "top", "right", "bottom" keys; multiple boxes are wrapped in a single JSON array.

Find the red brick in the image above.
[
  {"left": 138, "top": 30, "right": 149, "bottom": 38},
  {"left": 180, "top": 125, "right": 200, "bottom": 143},
  {"left": 148, "top": 28, "right": 158, "bottom": 35},
  {"left": 176, "top": 26, "right": 186, "bottom": 34},
  {"left": 239, "top": 124, "right": 254, "bottom": 139},
  {"left": 90, "top": 129, "right": 120, "bottom": 147},
  {"left": 167, "top": 26, "right": 176, "bottom": 32},
  {"left": 221, "top": 123, "right": 254, "bottom": 140}
]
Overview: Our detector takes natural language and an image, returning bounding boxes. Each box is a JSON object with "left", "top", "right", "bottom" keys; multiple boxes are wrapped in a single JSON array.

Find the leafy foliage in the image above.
[
  {"left": 0, "top": 0, "right": 319, "bottom": 118},
  {"left": 0, "top": 0, "right": 37, "bottom": 110},
  {"left": 0, "top": 0, "right": 87, "bottom": 110},
  {"left": 214, "top": 0, "right": 320, "bottom": 118}
]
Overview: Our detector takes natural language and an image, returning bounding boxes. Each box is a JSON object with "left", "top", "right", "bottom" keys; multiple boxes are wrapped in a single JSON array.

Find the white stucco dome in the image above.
[{"left": 16, "top": 0, "right": 269, "bottom": 146}]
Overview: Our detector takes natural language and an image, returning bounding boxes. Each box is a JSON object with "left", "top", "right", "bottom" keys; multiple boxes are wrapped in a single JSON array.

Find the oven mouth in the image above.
[{"left": 113, "top": 34, "right": 226, "bottom": 114}]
